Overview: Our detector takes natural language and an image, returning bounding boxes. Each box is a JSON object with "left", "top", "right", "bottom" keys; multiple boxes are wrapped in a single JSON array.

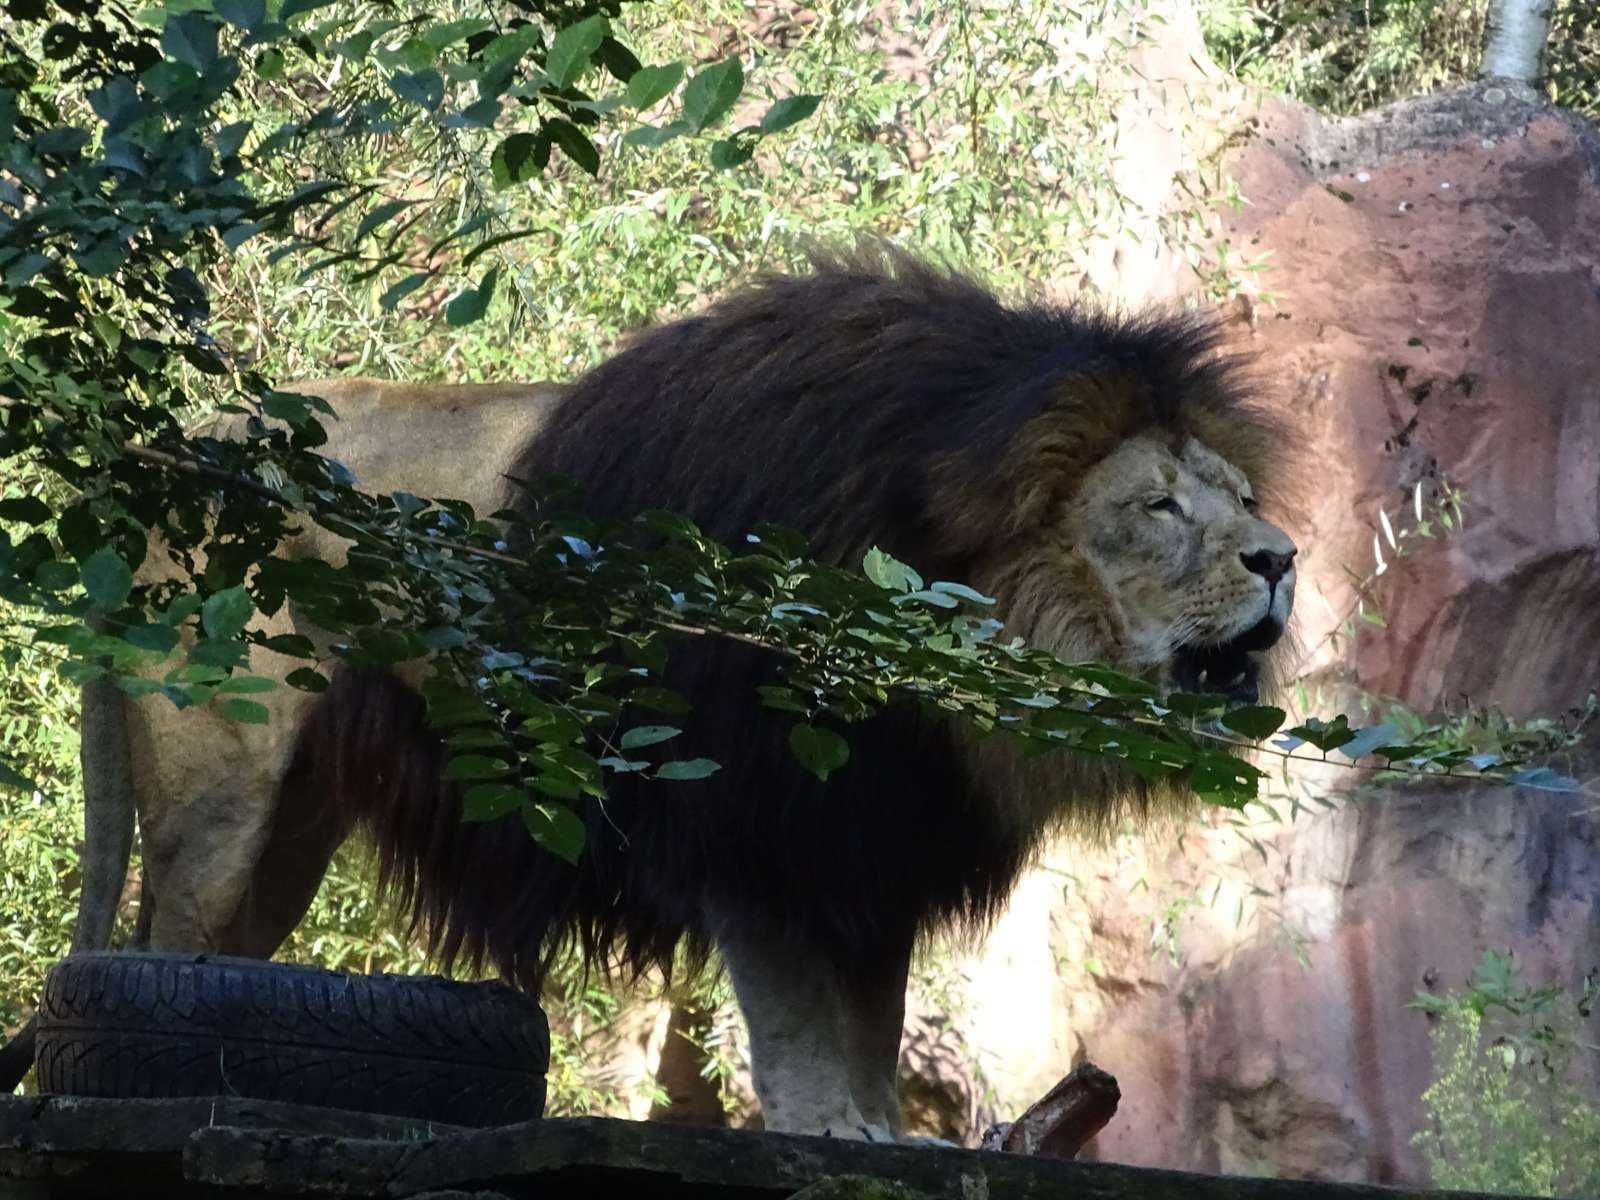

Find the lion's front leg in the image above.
[
  {"left": 840, "top": 941, "right": 911, "bottom": 1140},
  {"left": 720, "top": 931, "right": 896, "bottom": 1142}
]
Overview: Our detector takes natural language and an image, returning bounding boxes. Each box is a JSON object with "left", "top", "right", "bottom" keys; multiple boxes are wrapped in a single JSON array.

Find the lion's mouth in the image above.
[{"left": 1170, "top": 614, "right": 1284, "bottom": 704}]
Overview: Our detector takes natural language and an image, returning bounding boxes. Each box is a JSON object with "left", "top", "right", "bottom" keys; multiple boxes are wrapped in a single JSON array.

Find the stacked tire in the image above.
[{"left": 33, "top": 952, "right": 548, "bottom": 1128}]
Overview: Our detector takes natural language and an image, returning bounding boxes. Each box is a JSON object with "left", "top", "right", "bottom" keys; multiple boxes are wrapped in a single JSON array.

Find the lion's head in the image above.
[{"left": 994, "top": 430, "right": 1296, "bottom": 705}]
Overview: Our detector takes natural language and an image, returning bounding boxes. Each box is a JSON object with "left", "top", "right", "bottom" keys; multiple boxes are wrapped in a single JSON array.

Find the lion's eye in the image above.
[
  {"left": 1147, "top": 497, "right": 1183, "bottom": 516},
  {"left": 1241, "top": 495, "right": 1259, "bottom": 512}
]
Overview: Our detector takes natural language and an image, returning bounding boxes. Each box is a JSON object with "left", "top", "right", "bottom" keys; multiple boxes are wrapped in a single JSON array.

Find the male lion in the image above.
[{"left": 281, "top": 245, "right": 1298, "bottom": 1142}]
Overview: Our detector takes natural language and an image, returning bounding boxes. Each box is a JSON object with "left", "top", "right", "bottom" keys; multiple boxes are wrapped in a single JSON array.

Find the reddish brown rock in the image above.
[
  {"left": 1067, "top": 82, "right": 1600, "bottom": 1183},
  {"left": 1231, "top": 83, "right": 1600, "bottom": 720}
]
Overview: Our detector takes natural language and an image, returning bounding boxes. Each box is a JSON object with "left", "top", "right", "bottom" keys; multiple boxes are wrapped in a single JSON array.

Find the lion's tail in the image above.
[{"left": 278, "top": 667, "right": 569, "bottom": 991}]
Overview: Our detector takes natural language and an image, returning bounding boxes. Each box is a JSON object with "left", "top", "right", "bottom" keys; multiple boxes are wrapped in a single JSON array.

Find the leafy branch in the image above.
[{"left": 0, "top": 0, "right": 1581, "bottom": 871}]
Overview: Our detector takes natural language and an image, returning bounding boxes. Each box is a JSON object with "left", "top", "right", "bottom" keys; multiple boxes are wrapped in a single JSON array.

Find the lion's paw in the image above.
[{"left": 817, "top": 1118, "right": 896, "bottom": 1143}]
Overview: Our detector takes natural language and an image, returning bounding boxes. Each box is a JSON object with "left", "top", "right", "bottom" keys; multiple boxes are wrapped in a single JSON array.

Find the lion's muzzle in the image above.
[{"left": 1171, "top": 610, "right": 1286, "bottom": 703}]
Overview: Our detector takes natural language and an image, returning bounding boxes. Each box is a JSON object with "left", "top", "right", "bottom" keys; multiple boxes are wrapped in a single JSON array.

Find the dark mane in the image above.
[{"left": 288, "top": 242, "right": 1283, "bottom": 997}]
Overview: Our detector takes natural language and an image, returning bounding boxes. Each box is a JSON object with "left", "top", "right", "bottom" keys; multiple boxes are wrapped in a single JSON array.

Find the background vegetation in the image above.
[
  {"left": 3, "top": 0, "right": 1598, "bottom": 1181},
  {"left": 1202, "top": 0, "right": 1597, "bottom": 118}
]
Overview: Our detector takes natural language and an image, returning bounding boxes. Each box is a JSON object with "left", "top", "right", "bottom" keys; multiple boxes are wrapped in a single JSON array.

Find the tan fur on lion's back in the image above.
[{"left": 119, "top": 378, "right": 564, "bottom": 956}]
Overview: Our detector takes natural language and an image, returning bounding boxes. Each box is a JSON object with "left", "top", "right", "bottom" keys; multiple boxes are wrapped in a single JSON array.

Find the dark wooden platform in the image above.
[{"left": 0, "top": 1095, "right": 1540, "bottom": 1200}]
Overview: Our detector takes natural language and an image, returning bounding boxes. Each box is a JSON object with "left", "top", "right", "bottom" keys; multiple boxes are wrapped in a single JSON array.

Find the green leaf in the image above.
[
  {"left": 595, "top": 35, "right": 641, "bottom": 83},
  {"left": 163, "top": 594, "right": 204, "bottom": 626},
  {"left": 631, "top": 686, "right": 690, "bottom": 715},
  {"left": 490, "top": 132, "right": 547, "bottom": 188},
  {"left": 681, "top": 57, "right": 744, "bottom": 132},
  {"left": 1163, "top": 692, "right": 1228, "bottom": 719},
  {"left": 423, "top": 16, "right": 491, "bottom": 51},
  {"left": 759, "top": 94, "right": 820, "bottom": 133},
  {"left": 201, "top": 586, "right": 254, "bottom": 640},
  {"left": 546, "top": 120, "right": 599, "bottom": 176},
  {"left": 1186, "top": 754, "right": 1262, "bottom": 807},
  {"left": 380, "top": 271, "right": 431, "bottom": 310},
  {"left": 1286, "top": 715, "right": 1356, "bottom": 754},
  {"left": 419, "top": 625, "right": 469, "bottom": 652},
  {"left": 545, "top": 14, "right": 608, "bottom": 88},
  {"left": 446, "top": 754, "right": 512, "bottom": 781},
  {"left": 219, "top": 698, "right": 270, "bottom": 725},
  {"left": 458, "top": 97, "right": 502, "bottom": 128},
  {"left": 215, "top": 0, "right": 265, "bottom": 30},
  {"left": 862, "top": 546, "right": 922, "bottom": 593},
  {"left": 355, "top": 200, "right": 411, "bottom": 241},
  {"left": 710, "top": 136, "right": 754, "bottom": 170},
  {"left": 1335, "top": 722, "right": 1399, "bottom": 760},
  {"left": 5, "top": 253, "right": 50, "bottom": 285},
  {"left": 622, "top": 121, "right": 689, "bottom": 149},
  {"left": 1123, "top": 756, "right": 1180, "bottom": 782},
  {"left": 655, "top": 758, "right": 721, "bottom": 781},
  {"left": 789, "top": 723, "right": 850, "bottom": 782},
  {"left": 626, "top": 63, "right": 684, "bottom": 109},
  {"left": 0, "top": 496, "right": 51, "bottom": 526},
  {"left": 1510, "top": 766, "right": 1579, "bottom": 792},
  {"left": 619, "top": 725, "right": 680, "bottom": 750},
  {"left": 257, "top": 634, "right": 314, "bottom": 658},
  {"left": 218, "top": 675, "right": 278, "bottom": 694},
  {"left": 124, "top": 623, "right": 180, "bottom": 654},
  {"left": 381, "top": 36, "right": 434, "bottom": 73},
  {"left": 929, "top": 580, "right": 996, "bottom": 605},
  {"left": 34, "top": 560, "right": 77, "bottom": 591},
  {"left": 262, "top": 392, "right": 317, "bottom": 428},
  {"left": 421, "top": 677, "right": 496, "bottom": 727},
  {"left": 0, "top": 757, "right": 37, "bottom": 792},
  {"left": 521, "top": 799, "right": 586, "bottom": 864},
  {"left": 530, "top": 773, "right": 581, "bottom": 801},
  {"left": 390, "top": 68, "right": 444, "bottom": 111},
  {"left": 756, "top": 685, "right": 808, "bottom": 714},
  {"left": 79, "top": 546, "right": 133, "bottom": 611},
  {"left": 74, "top": 239, "right": 127, "bottom": 277},
  {"left": 445, "top": 267, "right": 498, "bottom": 326},
  {"left": 480, "top": 26, "right": 542, "bottom": 76},
  {"left": 463, "top": 782, "right": 522, "bottom": 821},
  {"left": 286, "top": 667, "right": 327, "bottom": 692},
  {"left": 162, "top": 12, "right": 219, "bottom": 71},
  {"left": 1219, "top": 705, "right": 1286, "bottom": 740},
  {"left": 189, "top": 638, "right": 248, "bottom": 670},
  {"left": 255, "top": 48, "right": 285, "bottom": 79}
]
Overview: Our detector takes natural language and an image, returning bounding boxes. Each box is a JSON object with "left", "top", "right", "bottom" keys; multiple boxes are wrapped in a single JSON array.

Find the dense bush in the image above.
[{"left": 1413, "top": 952, "right": 1600, "bottom": 1197}]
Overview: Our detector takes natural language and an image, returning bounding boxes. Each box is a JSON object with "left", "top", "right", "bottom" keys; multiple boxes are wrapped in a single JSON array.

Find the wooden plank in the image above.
[{"left": 184, "top": 1115, "right": 1538, "bottom": 1200}]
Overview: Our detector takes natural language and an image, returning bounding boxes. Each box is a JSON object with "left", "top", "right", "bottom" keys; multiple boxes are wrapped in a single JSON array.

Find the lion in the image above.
[{"left": 270, "top": 243, "right": 1298, "bottom": 1142}]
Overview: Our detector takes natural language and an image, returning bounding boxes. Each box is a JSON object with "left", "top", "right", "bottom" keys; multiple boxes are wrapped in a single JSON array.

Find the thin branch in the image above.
[{"left": 10, "top": 403, "right": 1593, "bottom": 802}]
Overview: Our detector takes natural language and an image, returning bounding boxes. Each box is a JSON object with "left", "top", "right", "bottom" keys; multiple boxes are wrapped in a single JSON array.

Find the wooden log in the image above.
[{"left": 978, "top": 1061, "right": 1121, "bottom": 1158}]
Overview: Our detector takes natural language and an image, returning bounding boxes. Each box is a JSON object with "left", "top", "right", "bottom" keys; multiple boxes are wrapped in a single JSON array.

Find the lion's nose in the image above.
[{"left": 1240, "top": 547, "right": 1296, "bottom": 585}]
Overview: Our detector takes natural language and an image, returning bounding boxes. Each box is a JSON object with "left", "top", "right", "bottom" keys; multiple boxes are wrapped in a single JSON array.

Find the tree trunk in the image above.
[{"left": 1480, "top": 0, "right": 1553, "bottom": 83}]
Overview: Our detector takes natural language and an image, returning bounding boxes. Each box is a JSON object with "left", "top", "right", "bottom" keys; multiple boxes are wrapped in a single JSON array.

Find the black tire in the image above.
[{"left": 34, "top": 951, "right": 548, "bottom": 1128}]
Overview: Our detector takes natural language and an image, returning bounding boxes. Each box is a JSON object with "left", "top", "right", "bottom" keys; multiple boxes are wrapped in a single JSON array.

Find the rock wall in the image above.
[{"left": 916, "top": 78, "right": 1600, "bottom": 1184}]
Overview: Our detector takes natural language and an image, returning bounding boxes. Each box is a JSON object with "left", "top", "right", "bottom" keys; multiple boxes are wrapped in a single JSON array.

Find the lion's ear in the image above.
[{"left": 982, "top": 368, "right": 1154, "bottom": 538}]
